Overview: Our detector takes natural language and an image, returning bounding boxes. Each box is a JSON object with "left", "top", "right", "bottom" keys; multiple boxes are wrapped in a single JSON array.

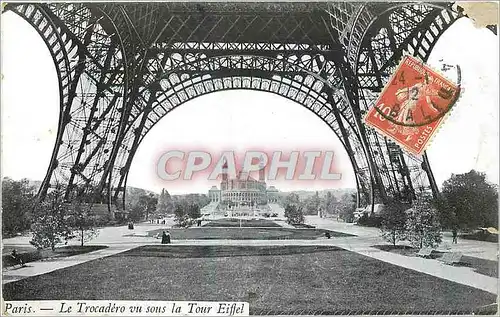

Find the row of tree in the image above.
[
  {"left": 29, "top": 188, "right": 100, "bottom": 250},
  {"left": 280, "top": 191, "right": 357, "bottom": 224},
  {"left": 2, "top": 178, "right": 36, "bottom": 236},
  {"left": 127, "top": 193, "right": 158, "bottom": 222},
  {"left": 1, "top": 179, "right": 101, "bottom": 250},
  {"left": 173, "top": 203, "right": 201, "bottom": 227},
  {"left": 3, "top": 180, "right": 213, "bottom": 250},
  {"left": 4, "top": 170, "right": 495, "bottom": 250},
  {"left": 377, "top": 170, "right": 498, "bottom": 248},
  {"left": 380, "top": 195, "right": 442, "bottom": 248},
  {"left": 171, "top": 193, "right": 209, "bottom": 227},
  {"left": 281, "top": 191, "right": 357, "bottom": 225}
]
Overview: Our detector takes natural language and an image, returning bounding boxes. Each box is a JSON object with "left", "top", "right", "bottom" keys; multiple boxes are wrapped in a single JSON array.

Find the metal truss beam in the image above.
[
  {"left": 4, "top": 2, "right": 482, "bottom": 210},
  {"left": 352, "top": 3, "right": 462, "bottom": 203}
]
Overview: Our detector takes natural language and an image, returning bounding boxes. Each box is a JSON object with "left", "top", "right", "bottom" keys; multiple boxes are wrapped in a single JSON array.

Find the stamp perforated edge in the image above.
[{"left": 362, "top": 52, "right": 463, "bottom": 158}]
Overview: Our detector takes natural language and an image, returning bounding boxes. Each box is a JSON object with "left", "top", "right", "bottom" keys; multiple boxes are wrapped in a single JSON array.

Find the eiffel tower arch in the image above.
[{"left": 5, "top": 2, "right": 476, "bottom": 210}]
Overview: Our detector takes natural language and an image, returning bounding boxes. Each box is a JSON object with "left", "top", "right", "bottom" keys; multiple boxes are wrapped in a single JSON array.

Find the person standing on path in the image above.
[{"left": 452, "top": 227, "right": 458, "bottom": 244}]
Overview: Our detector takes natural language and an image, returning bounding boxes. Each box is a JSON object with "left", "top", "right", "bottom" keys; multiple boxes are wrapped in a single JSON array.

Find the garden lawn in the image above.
[
  {"left": 372, "top": 245, "right": 499, "bottom": 278},
  {"left": 145, "top": 227, "right": 353, "bottom": 240},
  {"left": 3, "top": 245, "right": 496, "bottom": 315},
  {"left": 202, "top": 218, "right": 282, "bottom": 227},
  {"left": 2, "top": 245, "right": 108, "bottom": 268}
]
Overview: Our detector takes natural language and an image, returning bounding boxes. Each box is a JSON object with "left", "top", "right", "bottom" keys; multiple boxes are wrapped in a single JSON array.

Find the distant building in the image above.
[
  {"left": 205, "top": 159, "right": 280, "bottom": 217},
  {"left": 208, "top": 171, "right": 273, "bottom": 207}
]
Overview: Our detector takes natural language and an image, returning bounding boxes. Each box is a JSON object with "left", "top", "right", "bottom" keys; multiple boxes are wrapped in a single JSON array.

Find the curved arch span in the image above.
[
  {"left": 113, "top": 74, "right": 371, "bottom": 207},
  {"left": 126, "top": 90, "right": 359, "bottom": 199},
  {"left": 4, "top": 4, "right": 75, "bottom": 199}
]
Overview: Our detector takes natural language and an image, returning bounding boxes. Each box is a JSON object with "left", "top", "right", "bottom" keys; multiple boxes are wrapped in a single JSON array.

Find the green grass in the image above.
[
  {"left": 3, "top": 245, "right": 496, "bottom": 315},
  {"left": 145, "top": 227, "right": 353, "bottom": 240},
  {"left": 202, "top": 218, "right": 282, "bottom": 227},
  {"left": 372, "top": 245, "right": 498, "bottom": 278}
]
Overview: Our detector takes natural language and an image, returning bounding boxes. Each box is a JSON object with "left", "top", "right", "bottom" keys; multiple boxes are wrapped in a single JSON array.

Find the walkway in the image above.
[
  {"left": 2, "top": 224, "right": 163, "bottom": 284},
  {"left": 2, "top": 220, "right": 498, "bottom": 295},
  {"left": 304, "top": 216, "right": 499, "bottom": 261},
  {"left": 304, "top": 216, "right": 498, "bottom": 294},
  {"left": 2, "top": 244, "right": 138, "bottom": 284}
]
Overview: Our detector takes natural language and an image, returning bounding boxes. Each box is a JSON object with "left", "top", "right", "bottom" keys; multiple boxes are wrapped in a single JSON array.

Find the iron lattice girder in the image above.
[
  {"left": 134, "top": 49, "right": 345, "bottom": 115},
  {"left": 94, "top": 2, "right": 355, "bottom": 47},
  {"left": 111, "top": 74, "right": 364, "bottom": 200},
  {"left": 106, "top": 47, "right": 366, "bottom": 199},
  {"left": 122, "top": 51, "right": 354, "bottom": 147},
  {"left": 6, "top": 3, "right": 127, "bottom": 201},
  {"left": 5, "top": 2, "right": 472, "bottom": 207},
  {"left": 355, "top": 2, "right": 461, "bottom": 201}
]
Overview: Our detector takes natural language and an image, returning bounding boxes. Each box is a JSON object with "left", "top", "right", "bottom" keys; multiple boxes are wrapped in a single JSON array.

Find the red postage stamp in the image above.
[{"left": 364, "top": 55, "right": 460, "bottom": 156}]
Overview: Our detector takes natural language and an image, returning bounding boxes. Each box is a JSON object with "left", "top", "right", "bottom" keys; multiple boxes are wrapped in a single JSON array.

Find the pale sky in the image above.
[{"left": 1, "top": 12, "right": 498, "bottom": 195}]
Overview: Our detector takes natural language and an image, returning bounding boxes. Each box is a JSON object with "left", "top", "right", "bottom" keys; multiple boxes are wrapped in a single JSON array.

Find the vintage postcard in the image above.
[{"left": 1, "top": 1, "right": 498, "bottom": 316}]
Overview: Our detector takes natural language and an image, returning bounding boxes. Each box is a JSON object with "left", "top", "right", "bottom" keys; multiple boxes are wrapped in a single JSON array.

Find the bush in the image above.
[
  {"left": 284, "top": 204, "right": 304, "bottom": 224},
  {"left": 380, "top": 199, "right": 409, "bottom": 246},
  {"left": 462, "top": 230, "right": 498, "bottom": 243},
  {"left": 30, "top": 192, "right": 72, "bottom": 251},
  {"left": 291, "top": 223, "right": 315, "bottom": 229},
  {"left": 357, "top": 214, "right": 383, "bottom": 227}
]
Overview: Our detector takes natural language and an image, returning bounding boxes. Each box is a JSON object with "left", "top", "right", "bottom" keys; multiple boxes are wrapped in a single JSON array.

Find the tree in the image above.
[
  {"left": 337, "top": 193, "right": 356, "bottom": 222},
  {"left": 380, "top": 199, "right": 409, "bottom": 246},
  {"left": 164, "top": 190, "right": 174, "bottom": 214},
  {"left": 187, "top": 203, "right": 201, "bottom": 219},
  {"left": 323, "top": 192, "right": 338, "bottom": 216},
  {"left": 30, "top": 188, "right": 72, "bottom": 251},
  {"left": 439, "top": 170, "right": 498, "bottom": 230},
  {"left": 129, "top": 193, "right": 158, "bottom": 221},
  {"left": 405, "top": 194, "right": 442, "bottom": 249},
  {"left": 2, "top": 177, "right": 36, "bottom": 235},
  {"left": 128, "top": 203, "right": 145, "bottom": 222},
  {"left": 126, "top": 187, "right": 147, "bottom": 207},
  {"left": 283, "top": 193, "right": 304, "bottom": 223},
  {"left": 285, "top": 193, "right": 301, "bottom": 207},
  {"left": 67, "top": 199, "right": 99, "bottom": 247},
  {"left": 285, "top": 204, "right": 305, "bottom": 224},
  {"left": 174, "top": 203, "right": 189, "bottom": 227},
  {"left": 303, "top": 191, "right": 321, "bottom": 215},
  {"left": 157, "top": 189, "right": 167, "bottom": 214},
  {"left": 142, "top": 193, "right": 158, "bottom": 220},
  {"left": 156, "top": 189, "right": 174, "bottom": 215}
]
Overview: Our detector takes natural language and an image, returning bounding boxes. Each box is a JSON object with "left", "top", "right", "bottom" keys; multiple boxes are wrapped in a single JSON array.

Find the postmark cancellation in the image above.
[{"left": 364, "top": 55, "right": 461, "bottom": 156}]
